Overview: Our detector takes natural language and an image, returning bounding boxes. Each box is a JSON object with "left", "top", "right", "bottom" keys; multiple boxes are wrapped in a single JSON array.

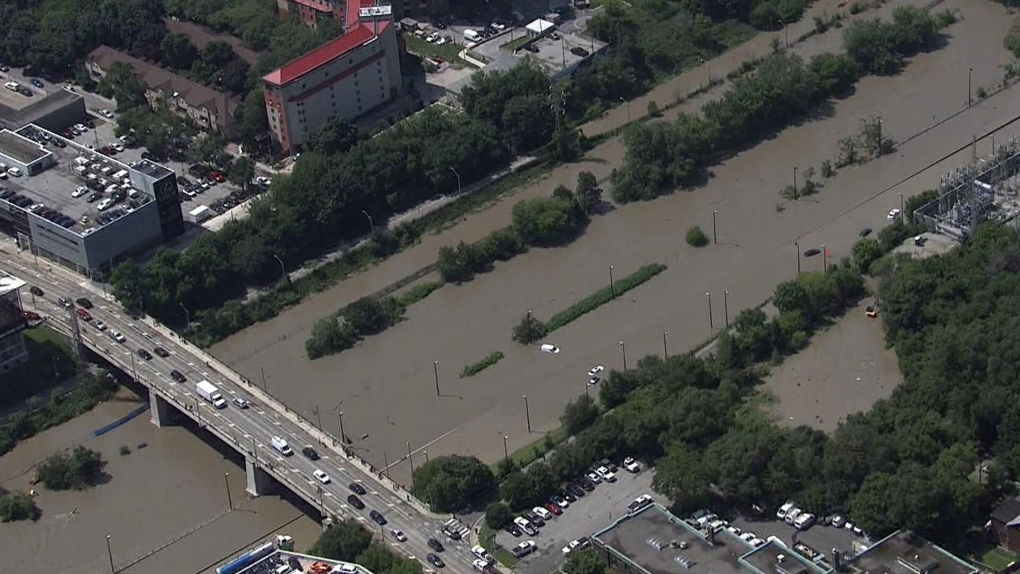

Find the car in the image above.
[
  {"left": 313, "top": 469, "right": 331, "bottom": 484},
  {"left": 110, "top": 330, "right": 126, "bottom": 343},
  {"left": 51, "top": 138, "right": 66, "bottom": 148},
  {"left": 6, "top": 167, "right": 22, "bottom": 178},
  {"left": 588, "top": 375, "right": 600, "bottom": 385},
  {"left": 472, "top": 559, "right": 489, "bottom": 572},
  {"left": 777, "top": 502, "right": 795, "bottom": 520},
  {"left": 831, "top": 515, "right": 846, "bottom": 528},
  {"left": 349, "top": 482, "right": 367, "bottom": 495},
  {"left": 512, "top": 540, "right": 536, "bottom": 558},
  {"left": 72, "top": 186, "right": 88, "bottom": 198},
  {"left": 794, "top": 512, "right": 816, "bottom": 530},
  {"left": 803, "top": 248, "right": 821, "bottom": 257},
  {"left": 94, "top": 319, "right": 107, "bottom": 331},
  {"left": 74, "top": 123, "right": 87, "bottom": 132},
  {"left": 233, "top": 397, "right": 249, "bottom": 409},
  {"left": 153, "top": 346, "right": 169, "bottom": 357},
  {"left": 624, "top": 457, "right": 641, "bottom": 473},
  {"left": 76, "top": 297, "right": 93, "bottom": 309},
  {"left": 587, "top": 365, "right": 604, "bottom": 376},
  {"left": 57, "top": 297, "right": 72, "bottom": 308},
  {"left": 586, "top": 471, "right": 602, "bottom": 484},
  {"left": 87, "top": 192, "right": 102, "bottom": 203},
  {"left": 514, "top": 516, "right": 538, "bottom": 535},
  {"left": 21, "top": 310, "right": 41, "bottom": 321},
  {"left": 579, "top": 477, "right": 596, "bottom": 491},
  {"left": 859, "top": 227, "right": 873, "bottom": 237},
  {"left": 567, "top": 484, "right": 586, "bottom": 498},
  {"left": 99, "top": 109, "right": 114, "bottom": 118},
  {"left": 563, "top": 540, "right": 581, "bottom": 555},
  {"left": 527, "top": 511, "right": 545, "bottom": 527},
  {"left": 888, "top": 208, "right": 901, "bottom": 220},
  {"left": 347, "top": 494, "right": 365, "bottom": 509},
  {"left": 29, "top": 285, "right": 43, "bottom": 296},
  {"left": 391, "top": 529, "right": 407, "bottom": 542},
  {"left": 506, "top": 523, "right": 523, "bottom": 537},
  {"left": 136, "top": 348, "right": 152, "bottom": 360},
  {"left": 596, "top": 466, "right": 616, "bottom": 482},
  {"left": 546, "top": 503, "right": 562, "bottom": 515},
  {"left": 428, "top": 538, "right": 445, "bottom": 552},
  {"left": 551, "top": 494, "right": 568, "bottom": 508},
  {"left": 866, "top": 306, "right": 877, "bottom": 318},
  {"left": 97, "top": 198, "right": 113, "bottom": 211},
  {"left": 628, "top": 494, "right": 654, "bottom": 512},
  {"left": 369, "top": 510, "right": 386, "bottom": 525},
  {"left": 30, "top": 78, "right": 44, "bottom": 88},
  {"left": 427, "top": 553, "right": 445, "bottom": 568},
  {"left": 112, "top": 142, "right": 124, "bottom": 152},
  {"left": 785, "top": 508, "right": 802, "bottom": 525},
  {"left": 302, "top": 446, "right": 320, "bottom": 460},
  {"left": 540, "top": 343, "right": 560, "bottom": 354}
]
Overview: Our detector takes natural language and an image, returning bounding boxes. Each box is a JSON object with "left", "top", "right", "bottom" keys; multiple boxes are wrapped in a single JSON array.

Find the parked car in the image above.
[
  {"left": 505, "top": 523, "right": 522, "bottom": 537},
  {"left": 30, "top": 78, "right": 44, "bottom": 88},
  {"left": 624, "top": 457, "right": 642, "bottom": 473},
  {"left": 546, "top": 503, "right": 563, "bottom": 515},
  {"left": 551, "top": 494, "right": 568, "bottom": 508}
]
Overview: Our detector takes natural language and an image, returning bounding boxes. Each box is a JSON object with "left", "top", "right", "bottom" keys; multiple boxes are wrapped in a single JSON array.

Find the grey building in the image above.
[
  {"left": 0, "top": 273, "right": 29, "bottom": 372},
  {"left": 0, "top": 125, "right": 183, "bottom": 277}
]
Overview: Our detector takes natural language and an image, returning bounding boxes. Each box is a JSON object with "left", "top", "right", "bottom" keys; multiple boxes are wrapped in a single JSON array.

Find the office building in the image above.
[
  {"left": 0, "top": 272, "right": 29, "bottom": 372},
  {"left": 0, "top": 125, "right": 183, "bottom": 277}
]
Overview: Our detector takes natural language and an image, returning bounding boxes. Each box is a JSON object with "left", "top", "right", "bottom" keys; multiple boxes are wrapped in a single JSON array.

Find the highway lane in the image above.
[{"left": 7, "top": 256, "right": 478, "bottom": 574}]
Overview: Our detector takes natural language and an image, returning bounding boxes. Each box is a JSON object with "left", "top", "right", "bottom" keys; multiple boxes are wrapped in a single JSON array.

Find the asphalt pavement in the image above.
[{"left": 0, "top": 250, "right": 478, "bottom": 574}]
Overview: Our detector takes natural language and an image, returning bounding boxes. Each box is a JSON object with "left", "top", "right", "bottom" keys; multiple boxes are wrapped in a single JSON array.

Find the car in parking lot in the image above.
[
  {"left": 511, "top": 540, "right": 536, "bottom": 558},
  {"left": 533, "top": 506, "right": 553, "bottom": 521},
  {"left": 526, "top": 511, "right": 544, "bottom": 527},
  {"left": 233, "top": 397, "right": 249, "bottom": 409},
  {"left": 562, "top": 537, "right": 590, "bottom": 555},
  {"left": 349, "top": 482, "right": 366, "bottom": 495},
  {"left": 170, "top": 369, "right": 186, "bottom": 383},
  {"left": 597, "top": 466, "right": 616, "bottom": 482},
  {"left": 586, "top": 471, "right": 602, "bottom": 484},
  {"left": 505, "top": 523, "right": 522, "bottom": 537},
  {"left": 588, "top": 376, "right": 600, "bottom": 385},
  {"left": 369, "top": 510, "right": 386, "bottom": 525},
  {"left": 624, "top": 457, "right": 642, "bottom": 472},
  {"left": 302, "top": 446, "right": 320, "bottom": 460},
  {"left": 347, "top": 494, "right": 365, "bottom": 509},
  {"left": 313, "top": 469, "right": 331, "bottom": 484},
  {"left": 30, "top": 78, "right": 44, "bottom": 88},
  {"left": 427, "top": 553, "right": 445, "bottom": 568},
  {"left": 586, "top": 364, "right": 604, "bottom": 377},
  {"left": 551, "top": 494, "right": 568, "bottom": 508},
  {"left": 99, "top": 109, "right": 114, "bottom": 118},
  {"left": 514, "top": 516, "right": 538, "bottom": 535},
  {"left": 628, "top": 494, "right": 653, "bottom": 513},
  {"left": 887, "top": 208, "right": 901, "bottom": 220},
  {"left": 472, "top": 559, "right": 488, "bottom": 572},
  {"left": 428, "top": 538, "right": 444, "bottom": 552},
  {"left": 777, "top": 502, "right": 795, "bottom": 520},
  {"left": 136, "top": 348, "right": 152, "bottom": 360},
  {"left": 545, "top": 503, "right": 562, "bottom": 515},
  {"left": 72, "top": 186, "right": 88, "bottom": 198}
]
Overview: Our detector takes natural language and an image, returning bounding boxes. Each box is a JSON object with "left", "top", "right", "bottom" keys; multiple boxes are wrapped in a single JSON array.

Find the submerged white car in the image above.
[{"left": 540, "top": 344, "right": 560, "bottom": 354}]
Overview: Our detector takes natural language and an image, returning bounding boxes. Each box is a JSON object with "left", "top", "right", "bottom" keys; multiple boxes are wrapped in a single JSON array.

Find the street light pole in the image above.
[
  {"left": 179, "top": 302, "right": 190, "bottom": 331},
  {"left": 795, "top": 241, "right": 801, "bottom": 275},
  {"left": 712, "top": 210, "right": 718, "bottom": 244},
  {"left": 793, "top": 166, "right": 798, "bottom": 199},
  {"left": 609, "top": 265, "right": 615, "bottom": 298},
  {"left": 337, "top": 410, "right": 346, "bottom": 443},
  {"left": 224, "top": 472, "right": 233, "bottom": 510},
  {"left": 706, "top": 292, "right": 714, "bottom": 330},
  {"left": 526, "top": 309, "right": 532, "bottom": 342},
  {"left": 502, "top": 435, "right": 510, "bottom": 468},
  {"left": 449, "top": 166, "right": 462, "bottom": 195},
  {"left": 619, "top": 340, "right": 627, "bottom": 371},
  {"left": 899, "top": 192, "right": 904, "bottom": 218},
  {"left": 523, "top": 394, "right": 531, "bottom": 432},
  {"left": 273, "top": 254, "right": 285, "bottom": 281},
  {"left": 361, "top": 210, "right": 374, "bottom": 233},
  {"left": 106, "top": 534, "right": 115, "bottom": 574},
  {"left": 407, "top": 441, "right": 415, "bottom": 490},
  {"left": 822, "top": 244, "right": 827, "bottom": 273},
  {"left": 723, "top": 291, "right": 730, "bottom": 327},
  {"left": 433, "top": 361, "right": 440, "bottom": 396},
  {"left": 260, "top": 366, "right": 268, "bottom": 392},
  {"left": 968, "top": 67, "right": 974, "bottom": 107},
  {"left": 313, "top": 404, "right": 322, "bottom": 430},
  {"left": 663, "top": 331, "right": 669, "bottom": 359}
]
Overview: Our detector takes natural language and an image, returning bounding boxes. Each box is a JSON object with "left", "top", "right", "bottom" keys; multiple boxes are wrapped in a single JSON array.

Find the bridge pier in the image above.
[
  {"left": 149, "top": 392, "right": 173, "bottom": 427},
  {"left": 246, "top": 458, "right": 273, "bottom": 497}
]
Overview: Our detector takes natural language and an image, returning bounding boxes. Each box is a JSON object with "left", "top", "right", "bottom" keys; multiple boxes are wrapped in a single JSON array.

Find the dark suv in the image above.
[
  {"left": 347, "top": 494, "right": 365, "bottom": 509},
  {"left": 302, "top": 446, "right": 320, "bottom": 460}
]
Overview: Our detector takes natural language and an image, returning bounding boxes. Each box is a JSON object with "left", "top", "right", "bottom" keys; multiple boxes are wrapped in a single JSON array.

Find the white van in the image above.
[
  {"left": 331, "top": 564, "right": 358, "bottom": 574},
  {"left": 794, "top": 513, "right": 816, "bottom": 531},
  {"left": 271, "top": 436, "right": 293, "bottom": 456},
  {"left": 112, "top": 169, "right": 128, "bottom": 181},
  {"left": 464, "top": 29, "right": 481, "bottom": 42}
]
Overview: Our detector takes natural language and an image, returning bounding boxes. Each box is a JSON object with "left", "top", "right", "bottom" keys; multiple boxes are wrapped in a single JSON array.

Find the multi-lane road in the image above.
[{"left": 0, "top": 252, "right": 478, "bottom": 574}]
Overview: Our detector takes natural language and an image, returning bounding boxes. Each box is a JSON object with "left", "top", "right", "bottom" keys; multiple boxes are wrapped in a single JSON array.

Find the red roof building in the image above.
[{"left": 263, "top": 1, "right": 402, "bottom": 154}]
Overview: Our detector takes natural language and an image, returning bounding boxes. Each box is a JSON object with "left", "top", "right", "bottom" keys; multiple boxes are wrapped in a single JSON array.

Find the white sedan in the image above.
[
  {"left": 587, "top": 365, "right": 604, "bottom": 377},
  {"left": 391, "top": 529, "right": 407, "bottom": 542},
  {"left": 313, "top": 469, "right": 331, "bottom": 484},
  {"left": 110, "top": 330, "right": 125, "bottom": 343},
  {"left": 72, "top": 186, "right": 88, "bottom": 198},
  {"left": 99, "top": 109, "right": 114, "bottom": 118},
  {"left": 887, "top": 208, "right": 901, "bottom": 220},
  {"left": 540, "top": 344, "right": 560, "bottom": 354},
  {"left": 588, "top": 376, "right": 600, "bottom": 386}
]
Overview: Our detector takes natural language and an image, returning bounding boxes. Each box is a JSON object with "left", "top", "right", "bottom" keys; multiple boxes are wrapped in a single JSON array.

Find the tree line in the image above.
[
  {"left": 112, "top": 64, "right": 581, "bottom": 339},
  {"left": 611, "top": 6, "right": 954, "bottom": 202},
  {"left": 310, "top": 521, "right": 422, "bottom": 574}
]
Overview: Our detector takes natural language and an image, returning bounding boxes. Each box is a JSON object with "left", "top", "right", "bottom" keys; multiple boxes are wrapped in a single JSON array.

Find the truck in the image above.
[
  {"left": 463, "top": 29, "right": 481, "bottom": 42},
  {"left": 196, "top": 380, "right": 227, "bottom": 409}
]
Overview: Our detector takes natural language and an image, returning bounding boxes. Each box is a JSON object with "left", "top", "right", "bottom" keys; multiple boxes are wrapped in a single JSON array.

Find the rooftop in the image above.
[
  {"left": 0, "top": 274, "right": 27, "bottom": 297},
  {"left": 0, "top": 89, "right": 84, "bottom": 131},
  {"left": 0, "top": 125, "right": 155, "bottom": 235},
  {"left": 593, "top": 505, "right": 752, "bottom": 574},
  {"left": 849, "top": 532, "right": 977, "bottom": 574},
  {"left": 0, "top": 130, "right": 50, "bottom": 164},
  {"left": 235, "top": 548, "right": 374, "bottom": 574},
  {"left": 742, "top": 542, "right": 832, "bottom": 574}
]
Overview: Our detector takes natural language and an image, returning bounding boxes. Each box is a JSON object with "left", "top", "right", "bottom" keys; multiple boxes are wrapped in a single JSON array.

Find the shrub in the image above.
[
  {"left": 460, "top": 352, "right": 505, "bottom": 378},
  {"left": 686, "top": 225, "right": 709, "bottom": 247},
  {"left": 36, "top": 446, "right": 103, "bottom": 490},
  {"left": 485, "top": 501, "right": 513, "bottom": 529},
  {"left": 0, "top": 492, "right": 39, "bottom": 522}
]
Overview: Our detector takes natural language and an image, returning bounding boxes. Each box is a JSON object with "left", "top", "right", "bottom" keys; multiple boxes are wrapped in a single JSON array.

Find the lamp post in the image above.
[
  {"left": 793, "top": 166, "right": 798, "bottom": 199},
  {"left": 224, "top": 472, "right": 233, "bottom": 510},
  {"left": 523, "top": 394, "right": 531, "bottom": 432},
  {"left": 723, "top": 290, "right": 730, "bottom": 327},
  {"left": 407, "top": 441, "right": 415, "bottom": 491},
  {"left": 822, "top": 244, "right": 827, "bottom": 273},
  {"left": 449, "top": 166, "right": 462, "bottom": 195},
  {"left": 361, "top": 210, "right": 374, "bottom": 233},
  {"left": 795, "top": 241, "right": 801, "bottom": 275},
  {"left": 609, "top": 265, "right": 615, "bottom": 298},
  {"left": 968, "top": 67, "right": 974, "bottom": 107},
  {"left": 179, "top": 302, "right": 190, "bottom": 331},
  {"left": 712, "top": 210, "right": 718, "bottom": 244},
  {"left": 272, "top": 254, "right": 285, "bottom": 281},
  {"left": 662, "top": 331, "right": 669, "bottom": 359},
  {"left": 620, "top": 340, "right": 627, "bottom": 371},
  {"left": 502, "top": 435, "right": 510, "bottom": 468},
  {"left": 336, "top": 410, "right": 346, "bottom": 443},
  {"left": 260, "top": 366, "right": 268, "bottom": 392},
  {"left": 706, "top": 292, "right": 714, "bottom": 330},
  {"left": 424, "top": 450, "right": 429, "bottom": 463},
  {"left": 899, "top": 192, "right": 904, "bottom": 218},
  {"left": 313, "top": 404, "right": 322, "bottom": 430},
  {"left": 106, "top": 534, "right": 115, "bottom": 574},
  {"left": 527, "top": 309, "right": 533, "bottom": 342},
  {"left": 433, "top": 361, "right": 440, "bottom": 396}
]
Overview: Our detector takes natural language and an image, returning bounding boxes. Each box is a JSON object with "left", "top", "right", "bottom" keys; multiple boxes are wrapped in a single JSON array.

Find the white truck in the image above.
[{"left": 196, "top": 380, "right": 227, "bottom": 409}]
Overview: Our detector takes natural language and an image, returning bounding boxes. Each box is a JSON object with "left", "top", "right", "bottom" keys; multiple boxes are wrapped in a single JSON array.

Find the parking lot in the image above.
[
  {"left": 731, "top": 512, "right": 863, "bottom": 557},
  {"left": 495, "top": 465, "right": 655, "bottom": 574}
]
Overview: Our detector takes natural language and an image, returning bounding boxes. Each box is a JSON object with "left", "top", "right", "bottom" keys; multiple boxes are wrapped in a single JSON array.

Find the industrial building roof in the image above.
[
  {"left": 0, "top": 274, "right": 27, "bottom": 297},
  {"left": 0, "top": 130, "right": 50, "bottom": 165}
]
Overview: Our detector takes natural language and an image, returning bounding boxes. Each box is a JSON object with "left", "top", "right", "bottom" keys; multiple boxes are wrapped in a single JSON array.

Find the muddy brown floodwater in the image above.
[
  {"left": 212, "top": 0, "right": 1015, "bottom": 486},
  {"left": 0, "top": 388, "right": 321, "bottom": 574}
]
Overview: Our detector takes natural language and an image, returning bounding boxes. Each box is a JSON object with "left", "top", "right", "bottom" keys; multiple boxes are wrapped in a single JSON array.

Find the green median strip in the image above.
[
  {"left": 460, "top": 351, "right": 505, "bottom": 378},
  {"left": 545, "top": 263, "right": 667, "bottom": 332}
]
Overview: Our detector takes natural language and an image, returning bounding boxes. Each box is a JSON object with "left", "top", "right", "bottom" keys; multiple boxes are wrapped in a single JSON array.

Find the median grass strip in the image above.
[
  {"left": 396, "top": 281, "right": 444, "bottom": 307},
  {"left": 545, "top": 264, "right": 667, "bottom": 333},
  {"left": 460, "top": 351, "right": 505, "bottom": 378}
]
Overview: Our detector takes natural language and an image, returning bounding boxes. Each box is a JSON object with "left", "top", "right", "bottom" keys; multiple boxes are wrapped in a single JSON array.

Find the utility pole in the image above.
[
  {"left": 523, "top": 394, "right": 531, "bottom": 432},
  {"left": 662, "top": 331, "right": 669, "bottom": 359},
  {"left": 433, "top": 361, "right": 440, "bottom": 396},
  {"left": 723, "top": 291, "right": 730, "bottom": 327},
  {"left": 712, "top": 210, "right": 718, "bottom": 244},
  {"left": 609, "top": 265, "right": 615, "bottom": 298},
  {"left": 313, "top": 404, "right": 322, "bottom": 430},
  {"left": 260, "top": 366, "right": 268, "bottom": 392},
  {"left": 619, "top": 340, "right": 627, "bottom": 371},
  {"left": 407, "top": 441, "right": 416, "bottom": 491},
  {"left": 224, "top": 472, "right": 233, "bottom": 510},
  {"left": 795, "top": 242, "right": 801, "bottom": 275},
  {"left": 502, "top": 435, "right": 510, "bottom": 468},
  {"left": 106, "top": 535, "right": 115, "bottom": 574},
  {"left": 706, "top": 292, "right": 714, "bottom": 330}
]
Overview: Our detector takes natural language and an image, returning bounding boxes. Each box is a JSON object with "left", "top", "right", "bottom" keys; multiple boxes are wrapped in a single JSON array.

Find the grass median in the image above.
[
  {"left": 545, "top": 263, "right": 667, "bottom": 333},
  {"left": 460, "top": 351, "right": 505, "bottom": 378}
]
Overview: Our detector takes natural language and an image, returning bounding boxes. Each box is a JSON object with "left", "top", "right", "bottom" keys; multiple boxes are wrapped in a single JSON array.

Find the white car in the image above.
[
  {"left": 110, "top": 330, "right": 125, "bottom": 343},
  {"left": 586, "top": 471, "right": 602, "bottom": 484},
  {"left": 426, "top": 33, "right": 439, "bottom": 43},
  {"left": 588, "top": 376, "right": 600, "bottom": 386},
  {"left": 562, "top": 539, "right": 581, "bottom": 555},
  {"left": 473, "top": 559, "right": 489, "bottom": 571},
  {"left": 112, "top": 142, "right": 125, "bottom": 152},
  {"left": 587, "top": 365, "right": 604, "bottom": 376},
  {"left": 97, "top": 198, "right": 113, "bottom": 211},
  {"left": 94, "top": 319, "right": 107, "bottom": 331},
  {"left": 785, "top": 508, "right": 802, "bottom": 525},
  {"left": 887, "top": 208, "right": 901, "bottom": 220},
  {"left": 7, "top": 167, "right": 21, "bottom": 177},
  {"left": 72, "top": 186, "right": 88, "bottom": 198},
  {"left": 436, "top": 36, "right": 448, "bottom": 45},
  {"left": 74, "top": 123, "right": 87, "bottom": 132},
  {"left": 777, "top": 502, "right": 795, "bottom": 520},
  {"left": 391, "top": 529, "right": 407, "bottom": 542},
  {"left": 597, "top": 466, "right": 616, "bottom": 482},
  {"left": 624, "top": 457, "right": 641, "bottom": 473},
  {"left": 99, "top": 109, "right": 114, "bottom": 118},
  {"left": 313, "top": 469, "right": 331, "bottom": 484},
  {"left": 540, "top": 343, "right": 560, "bottom": 354}
]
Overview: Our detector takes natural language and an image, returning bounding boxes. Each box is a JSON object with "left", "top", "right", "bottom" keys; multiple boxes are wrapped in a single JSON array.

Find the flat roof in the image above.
[
  {"left": 594, "top": 506, "right": 750, "bottom": 574},
  {"left": 132, "top": 158, "right": 172, "bottom": 179},
  {"left": 742, "top": 542, "right": 831, "bottom": 574},
  {"left": 0, "top": 125, "right": 154, "bottom": 234},
  {"left": 849, "top": 532, "right": 976, "bottom": 574},
  {"left": 0, "top": 275, "right": 27, "bottom": 296},
  {"left": 237, "top": 549, "right": 374, "bottom": 574},
  {"left": 0, "top": 89, "right": 83, "bottom": 131},
  {"left": 0, "top": 130, "right": 50, "bottom": 164}
]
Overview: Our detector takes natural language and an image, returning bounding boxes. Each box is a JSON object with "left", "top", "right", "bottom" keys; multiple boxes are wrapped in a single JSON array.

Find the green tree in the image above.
[
  {"left": 485, "top": 501, "right": 513, "bottom": 529},
  {"left": 773, "top": 280, "right": 809, "bottom": 315},
  {"left": 575, "top": 171, "right": 602, "bottom": 215},
  {"left": 851, "top": 239, "right": 883, "bottom": 274},
  {"left": 561, "top": 394, "right": 600, "bottom": 434},
  {"left": 306, "top": 115, "right": 360, "bottom": 156},
  {"left": 36, "top": 446, "right": 103, "bottom": 490},
  {"left": 99, "top": 61, "right": 146, "bottom": 111},
  {"left": 109, "top": 260, "right": 145, "bottom": 312},
  {"left": 686, "top": 225, "right": 709, "bottom": 247},
  {"left": 511, "top": 312, "right": 548, "bottom": 345},
  {"left": 160, "top": 33, "right": 199, "bottom": 70},
  {"left": 563, "top": 552, "right": 606, "bottom": 574},
  {"left": 228, "top": 156, "right": 256, "bottom": 190},
  {"left": 0, "top": 492, "right": 40, "bottom": 522},
  {"left": 310, "top": 521, "right": 373, "bottom": 562},
  {"left": 511, "top": 197, "right": 584, "bottom": 247},
  {"left": 411, "top": 455, "right": 495, "bottom": 512}
]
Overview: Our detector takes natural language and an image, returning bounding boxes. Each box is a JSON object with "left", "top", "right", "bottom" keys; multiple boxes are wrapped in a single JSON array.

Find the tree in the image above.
[
  {"left": 485, "top": 501, "right": 513, "bottom": 529},
  {"left": 575, "top": 171, "right": 602, "bottom": 215},
  {"left": 411, "top": 455, "right": 495, "bottom": 512},
  {"left": 561, "top": 394, "right": 600, "bottom": 434},
  {"left": 306, "top": 116, "right": 360, "bottom": 156},
  {"left": 160, "top": 33, "right": 199, "bottom": 70},
  {"left": 36, "top": 446, "right": 103, "bottom": 490},
  {"left": 851, "top": 239, "right": 883, "bottom": 274},
  {"left": 228, "top": 156, "right": 256, "bottom": 190},
  {"left": 563, "top": 552, "right": 606, "bottom": 574},
  {"left": 773, "top": 280, "right": 809, "bottom": 315},
  {"left": 686, "top": 225, "right": 709, "bottom": 247},
  {"left": 310, "top": 521, "right": 373, "bottom": 562},
  {"left": 511, "top": 312, "right": 548, "bottom": 345},
  {"left": 99, "top": 61, "right": 146, "bottom": 111},
  {"left": 511, "top": 197, "right": 584, "bottom": 247},
  {"left": 0, "top": 492, "right": 40, "bottom": 522}
]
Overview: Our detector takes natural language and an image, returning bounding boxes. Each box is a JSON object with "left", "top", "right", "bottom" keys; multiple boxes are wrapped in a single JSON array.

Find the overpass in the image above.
[{"left": 2, "top": 253, "right": 476, "bottom": 574}]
